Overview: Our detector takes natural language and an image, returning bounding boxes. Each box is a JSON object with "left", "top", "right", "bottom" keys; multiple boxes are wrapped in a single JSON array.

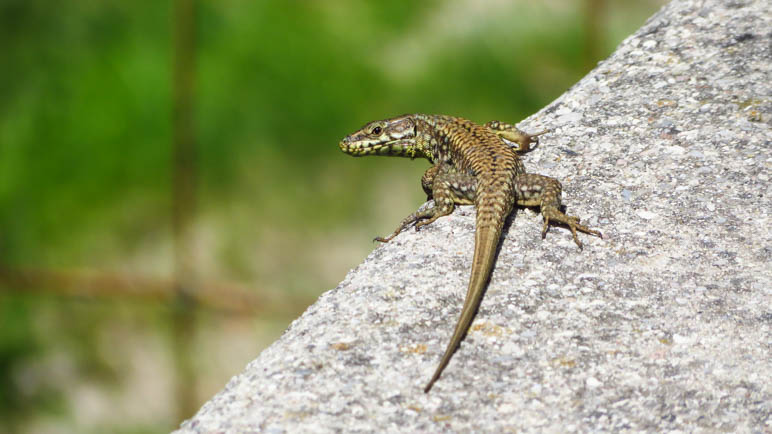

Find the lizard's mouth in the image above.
[
  {"left": 339, "top": 139, "right": 398, "bottom": 156},
  {"left": 339, "top": 140, "right": 370, "bottom": 156}
]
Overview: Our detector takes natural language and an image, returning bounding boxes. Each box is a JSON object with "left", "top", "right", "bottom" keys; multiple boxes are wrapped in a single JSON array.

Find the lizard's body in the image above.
[{"left": 339, "top": 114, "right": 601, "bottom": 392}]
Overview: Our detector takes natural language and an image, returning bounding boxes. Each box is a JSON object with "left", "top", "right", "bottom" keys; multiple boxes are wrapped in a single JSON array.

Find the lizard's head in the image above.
[{"left": 339, "top": 115, "right": 420, "bottom": 158}]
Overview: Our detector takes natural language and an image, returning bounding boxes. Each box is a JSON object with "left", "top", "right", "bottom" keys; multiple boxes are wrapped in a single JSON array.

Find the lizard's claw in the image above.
[
  {"left": 522, "top": 129, "right": 548, "bottom": 151},
  {"left": 541, "top": 210, "right": 602, "bottom": 250},
  {"left": 506, "top": 129, "right": 548, "bottom": 153}
]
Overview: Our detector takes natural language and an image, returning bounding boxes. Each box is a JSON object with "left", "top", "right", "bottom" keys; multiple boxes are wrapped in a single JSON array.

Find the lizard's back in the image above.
[{"left": 423, "top": 114, "right": 523, "bottom": 229}]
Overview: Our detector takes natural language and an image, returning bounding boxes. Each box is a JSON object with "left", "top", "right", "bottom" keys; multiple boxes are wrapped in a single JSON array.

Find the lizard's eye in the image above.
[{"left": 370, "top": 126, "right": 382, "bottom": 135}]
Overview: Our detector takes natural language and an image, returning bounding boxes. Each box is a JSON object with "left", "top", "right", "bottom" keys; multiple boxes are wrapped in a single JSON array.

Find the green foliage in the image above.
[{"left": 0, "top": 0, "right": 171, "bottom": 266}]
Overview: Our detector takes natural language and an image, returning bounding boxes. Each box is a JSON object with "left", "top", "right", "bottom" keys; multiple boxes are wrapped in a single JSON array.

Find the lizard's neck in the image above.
[{"left": 411, "top": 114, "right": 449, "bottom": 164}]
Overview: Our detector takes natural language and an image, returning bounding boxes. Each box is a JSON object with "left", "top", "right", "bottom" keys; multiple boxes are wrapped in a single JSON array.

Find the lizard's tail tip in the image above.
[{"left": 423, "top": 375, "right": 440, "bottom": 393}]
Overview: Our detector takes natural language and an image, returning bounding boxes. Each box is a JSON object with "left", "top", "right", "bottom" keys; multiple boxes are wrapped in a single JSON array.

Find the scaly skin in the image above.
[{"left": 339, "top": 114, "right": 601, "bottom": 393}]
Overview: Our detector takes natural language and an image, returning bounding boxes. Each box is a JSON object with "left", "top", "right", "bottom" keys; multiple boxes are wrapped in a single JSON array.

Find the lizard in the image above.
[{"left": 338, "top": 114, "right": 602, "bottom": 393}]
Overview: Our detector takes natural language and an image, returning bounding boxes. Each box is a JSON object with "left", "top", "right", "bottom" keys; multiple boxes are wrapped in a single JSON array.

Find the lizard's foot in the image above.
[
  {"left": 373, "top": 219, "right": 419, "bottom": 243},
  {"left": 374, "top": 204, "right": 447, "bottom": 243},
  {"left": 414, "top": 213, "right": 444, "bottom": 230},
  {"left": 505, "top": 129, "right": 548, "bottom": 154},
  {"left": 541, "top": 207, "right": 602, "bottom": 250},
  {"left": 484, "top": 121, "right": 548, "bottom": 154},
  {"left": 374, "top": 219, "right": 420, "bottom": 243}
]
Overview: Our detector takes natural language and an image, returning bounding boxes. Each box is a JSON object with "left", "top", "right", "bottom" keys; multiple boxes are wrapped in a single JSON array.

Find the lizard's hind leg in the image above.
[{"left": 514, "top": 173, "right": 602, "bottom": 249}]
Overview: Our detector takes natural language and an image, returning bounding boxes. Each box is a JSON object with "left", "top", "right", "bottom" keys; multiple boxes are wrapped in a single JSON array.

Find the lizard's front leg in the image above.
[
  {"left": 514, "top": 173, "right": 602, "bottom": 249},
  {"left": 375, "top": 167, "right": 476, "bottom": 243},
  {"left": 484, "top": 121, "right": 547, "bottom": 154}
]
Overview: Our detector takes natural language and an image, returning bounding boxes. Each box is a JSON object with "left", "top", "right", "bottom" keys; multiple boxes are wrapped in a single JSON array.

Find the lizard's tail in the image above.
[{"left": 423, "top": 219, "right": 503, "bottom": 393}]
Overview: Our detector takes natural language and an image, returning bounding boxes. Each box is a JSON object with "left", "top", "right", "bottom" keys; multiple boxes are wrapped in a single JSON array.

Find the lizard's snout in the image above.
[{"left": 339, "top": 135, "right": 363, "bottom": 154}]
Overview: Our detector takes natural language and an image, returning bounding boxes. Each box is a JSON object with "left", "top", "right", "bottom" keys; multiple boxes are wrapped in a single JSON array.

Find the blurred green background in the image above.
[{"left": 0, "top": 0, "right": 665, "bottom": 432}]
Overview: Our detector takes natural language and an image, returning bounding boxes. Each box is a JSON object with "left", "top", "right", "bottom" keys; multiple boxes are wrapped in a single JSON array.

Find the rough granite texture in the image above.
[{"left": 178, "top": 0, "right": 770, "bottom": 432}]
